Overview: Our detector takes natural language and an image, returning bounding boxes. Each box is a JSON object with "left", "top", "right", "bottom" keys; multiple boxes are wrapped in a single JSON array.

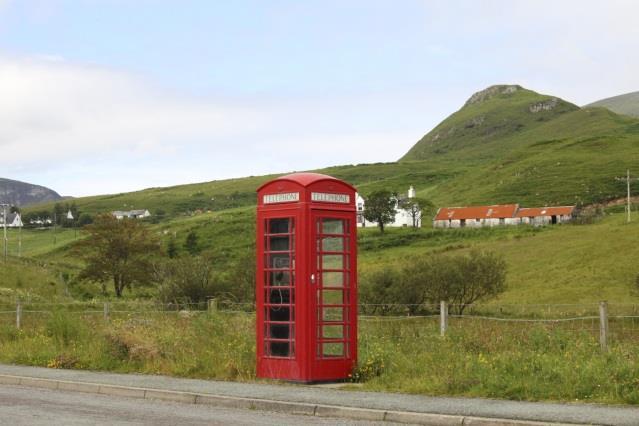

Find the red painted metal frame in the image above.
[{"left": 256, "top": 173, "right": 357, "bottom": 383}]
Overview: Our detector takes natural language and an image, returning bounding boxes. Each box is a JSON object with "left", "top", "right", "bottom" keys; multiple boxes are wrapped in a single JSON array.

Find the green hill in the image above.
[
  {"left": 26, "top": 84, "right": 638, "bottom": 218},
  {"left": 586, "top": 91, "right": 639, "bottom": 118},
  {"left": 10, "top": 83, "right": 639, "bottom": 306}
]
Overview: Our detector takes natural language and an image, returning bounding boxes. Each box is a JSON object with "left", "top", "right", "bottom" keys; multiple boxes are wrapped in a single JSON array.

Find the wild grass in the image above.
[{"left": 0, "top": 309, "right": 638, "bottom": 404}]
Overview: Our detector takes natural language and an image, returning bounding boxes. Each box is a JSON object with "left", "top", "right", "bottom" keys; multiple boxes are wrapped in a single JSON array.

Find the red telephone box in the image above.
[{"left": 256, "top": 173, "right": 357, "bottom": 382}]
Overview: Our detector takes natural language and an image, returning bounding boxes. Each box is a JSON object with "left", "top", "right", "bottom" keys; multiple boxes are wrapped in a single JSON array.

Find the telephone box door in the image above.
[{"left": 310, "top": 210, "right": 357, "bottom": 380}]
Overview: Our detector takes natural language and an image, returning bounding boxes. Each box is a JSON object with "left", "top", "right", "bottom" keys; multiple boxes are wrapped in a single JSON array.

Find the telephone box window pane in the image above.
[
  {"left": 269, "top": 218, "right": 290, "bottom": 234},
  {"left": 269, "top": 236, "right": 290, "bottom": 251},
  {"left": 270, "top": 253, "right": 290, "bottom": 269},
  {"left": 322, "top": 307, "right": 344, "bottom": 322},
  {"left": 269, "top": 341, "right": 290, "bottom": 357},
  {"left": 269, "top": 271, "right": 291, "bottom": 286},
  {"left": 322, "top": 325, "right": 344, "bottom": 339},
  {"left": 322, "top": 219, "right": 344, "bottom": 234},
  {"left": 268, "top": 288, "right": 290, "bottom": 304},
  {"left": 322, "top": 342, "right": 344, "bottom": 357},
  {"left": 269, "top": 306, "right": 290, "bottom": 322},
  {"left": 322, "top": 237, "right": 343, "bottom": 252},
  {"left": 322, "top": 271, "right": 345, "bottom": 287},
  {"left": 322, "top": 254, "right": 346, "bottom": 269},
  {"left": 321, "top": 289, "right": 344, "bottom": 305},
  {"left": 269, "top": 324, "right": 290, "bottom": 339}
]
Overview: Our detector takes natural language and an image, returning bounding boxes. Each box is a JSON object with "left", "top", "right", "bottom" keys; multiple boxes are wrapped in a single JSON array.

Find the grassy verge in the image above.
[{"left": 0, "top": 309, "right": 638, "bottom": 404}]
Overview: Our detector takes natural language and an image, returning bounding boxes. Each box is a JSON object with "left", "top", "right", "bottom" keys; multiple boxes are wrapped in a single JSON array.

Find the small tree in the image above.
[
  {"left": 184, "top": 230, "right": 200, "bottom": 255},
  {"left": 166, "top": 238, "right": 178, "bottom": 258},
  {"left": 424, "top": 250, "right": 507, "bottom": 314},
  {"left": 77, "top": 214, "right": 160, "bottom": 297},
  {"left": 78, "top": 213, "right": 94, "bottom": 227},
  {"left": 155, "top": 255, "right": 217, "bottom": 304},
  {"left": 399, "top": 197, "right": 434, "bottom": 228},
  {"left": 363, "top": 190, "right": 396, "bottom": 233}
]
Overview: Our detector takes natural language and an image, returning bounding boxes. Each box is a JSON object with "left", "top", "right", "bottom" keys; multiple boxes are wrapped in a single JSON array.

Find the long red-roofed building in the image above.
[{"left": 433, "top": 204, "right": 574, "bottom": 228}]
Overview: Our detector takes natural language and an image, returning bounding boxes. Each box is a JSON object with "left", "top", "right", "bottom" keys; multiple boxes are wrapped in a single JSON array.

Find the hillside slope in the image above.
[
  {"left": 586, "top": 91, "right": 639, "bottom": 118},
  {"left": 25, "top": 84, "right": 639, "bottom": 215},
  {"left": 401, "top": 84, "right": 580, "bottom": 160},
  {"left": 0, "top": 178, "right": 63, "bottom": 207}
]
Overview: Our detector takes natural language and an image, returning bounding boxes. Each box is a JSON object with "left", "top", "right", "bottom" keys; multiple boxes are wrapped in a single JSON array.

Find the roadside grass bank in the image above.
[{"left": 0, "top": 308, "right": 638, "bottom": 404}]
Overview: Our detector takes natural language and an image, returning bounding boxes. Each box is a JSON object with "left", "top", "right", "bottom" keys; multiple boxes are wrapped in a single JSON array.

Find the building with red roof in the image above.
[{"left": 433, "top": 204, "right": 575, "bottom": 228}]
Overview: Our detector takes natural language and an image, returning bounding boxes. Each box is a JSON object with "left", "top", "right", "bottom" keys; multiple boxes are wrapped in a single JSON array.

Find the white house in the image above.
[
  {"left": 112, "top": 209, "right": 151, "bottom": 220},
  {"left": 356, "top": 186, "right": 422, "bottom": 228},
  {"left": 0, "top": 212, "right": 23, "bottom": 228}
]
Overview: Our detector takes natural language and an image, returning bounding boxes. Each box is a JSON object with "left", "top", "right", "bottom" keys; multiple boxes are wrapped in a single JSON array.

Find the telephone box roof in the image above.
[{"left": 257, "top": 172, "right": 356, "bottom": 191}]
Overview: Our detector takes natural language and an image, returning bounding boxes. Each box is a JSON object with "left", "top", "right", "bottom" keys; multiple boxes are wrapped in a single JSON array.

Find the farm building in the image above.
[
  {"left": 433, "top": 204, "right": 519, "bottom": 228},
  {"left": 433, "top": 204, "right": 575, "bottom": 228},
  {"left": 112, "top": 209, "right": 151, "bottom": 220},
  {"left": 515, "top": 206, "right": 575, "bottom": 226},
  {"left": 356, "top": 186, "right": 422, "bottom": 228}
]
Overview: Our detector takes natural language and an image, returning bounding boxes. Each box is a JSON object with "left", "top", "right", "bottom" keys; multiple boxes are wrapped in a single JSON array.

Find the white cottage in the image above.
[
  {"left": 0, "top": 212, "right": 23, "bottom": 228},
  {"left": 356, "top": 186, "right": 422, "bottom": 228},
  {"left": 112, "top": 209, "right": 151, "bottom": 220}
]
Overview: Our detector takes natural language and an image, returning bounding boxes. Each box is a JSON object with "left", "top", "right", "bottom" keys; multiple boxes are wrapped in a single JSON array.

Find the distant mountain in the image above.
[
  {"left": 586, "top": 91, "right": 639, "bottom": 118},
  {"left": 401, "top": 84, "right": 579, "bottom": 160},
  {"left": 0, "top": 178, "right": 63, "bottom": 207}
]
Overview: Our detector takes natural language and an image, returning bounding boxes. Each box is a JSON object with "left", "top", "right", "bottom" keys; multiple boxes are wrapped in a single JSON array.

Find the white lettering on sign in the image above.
[
  {"left": 311, "top": 192, "right": 350, "bottom": 204},
  {"left": 263, "top": 192, "right": 299, "bottom": 204}
]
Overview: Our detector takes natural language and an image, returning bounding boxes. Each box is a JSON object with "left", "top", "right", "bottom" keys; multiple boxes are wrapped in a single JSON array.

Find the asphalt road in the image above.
[{"left": 0, "top": 385, "right": 400, "bottom": 426}]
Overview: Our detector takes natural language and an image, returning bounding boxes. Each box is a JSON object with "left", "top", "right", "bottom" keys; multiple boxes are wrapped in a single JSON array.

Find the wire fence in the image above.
[{"left": 1, "top": 300, "right": 639, "bottom": 347}]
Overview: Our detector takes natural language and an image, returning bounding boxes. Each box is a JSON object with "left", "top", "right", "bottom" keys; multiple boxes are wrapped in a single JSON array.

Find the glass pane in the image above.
[
  {"left": 322, "top": 237, "right": 344, "bottom": 252},
  {"left": 269, "top": 236, "right": 290, "bottom": 251},
  {"left": 269, "top": 271, "right": 291, "bottom": 286},
  {"left": 269, "top": 341, "right": 290, "bottom": 357},
  {"left": 268, "top": 288, "right": 291, "bottom": 304},
  {"left": 322, "top": 325, "right": 344, "bottom": 339},
  {"left": 322, "top": 342, "right": 344, "bottom": 357},
  {"left": 269, "top": 306, "right": 290, "bottom": 322},
  {"left": 322, "top": 219, "right": 344, "bottom": 234},
  {"left": 321, "top": 289, "right": 344, "bottom": 305},
  {"left": 269, "top": 323, "right": 290, "bottom": 339},
  {"left": 269, "top": 253, "right": 290, "bottom": 269},
  {"left": 322, "top": 271, "right": 345, "bottom": 287},
  {"left": 322, "top": 254, "right": 346, "bottom": 270},
  {"left": 322, "top": 307, "right": 344, "bottom": 322},
  {"left": 269, "top": 218, "right": 289, "bottom": 234}
]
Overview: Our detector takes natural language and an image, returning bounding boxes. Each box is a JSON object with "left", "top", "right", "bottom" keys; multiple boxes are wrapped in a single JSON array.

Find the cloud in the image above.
[{"left": 0, "top": 54, "right": 421, "bottom": 196}]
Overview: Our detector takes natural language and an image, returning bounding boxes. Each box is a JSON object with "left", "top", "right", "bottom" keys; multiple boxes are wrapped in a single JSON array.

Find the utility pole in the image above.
[
  {"left": 1, "top": 203, "right": 8, "bottom": 262},
  {"left": 615, "top": 170, "right": 639, "bottom": 223}
]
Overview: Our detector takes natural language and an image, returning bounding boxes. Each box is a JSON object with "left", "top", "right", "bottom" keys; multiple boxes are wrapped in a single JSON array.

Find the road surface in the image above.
[{"left": 0, "top": 384, "right": 399, "bottom": 426}]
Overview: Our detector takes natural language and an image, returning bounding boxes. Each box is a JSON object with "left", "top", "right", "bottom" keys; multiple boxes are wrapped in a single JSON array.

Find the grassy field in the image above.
[
  {"left": 358, "top": 211, "right": 639, "bottom": 306},
  {"left": 3, "top": 209, "right": 639, "bottom": 306},
  {"left": 0, "top": 309, "right": 637, "bottom": 404}
]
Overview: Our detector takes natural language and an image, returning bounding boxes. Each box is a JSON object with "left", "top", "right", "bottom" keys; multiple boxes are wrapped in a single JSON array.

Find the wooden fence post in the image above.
[
  {"left": 440, "top": 301, "right": 448, "bottom": 337},
  {"left": 599, "top": 301, "right": 609, "bottom": 351},
  {"left": 208, "top": 298, "right": 218, "bottom": 314},
  {"left": 103, "top": 302, "right": 110, "bottom": 321},
  {"left": 16, "top": 300, "right": 21, "bottom": 330}
]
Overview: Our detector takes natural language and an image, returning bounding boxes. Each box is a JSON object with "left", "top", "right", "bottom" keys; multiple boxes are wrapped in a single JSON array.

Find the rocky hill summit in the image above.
[
  {"left": 400, "top": 84, "right": 579, "bottom": 161},
  {"left": 463, "top": 84, "right": 522, "bottom": 106},
  {"left": 0, "top": 178, "right": 63, "bottom": 207}
]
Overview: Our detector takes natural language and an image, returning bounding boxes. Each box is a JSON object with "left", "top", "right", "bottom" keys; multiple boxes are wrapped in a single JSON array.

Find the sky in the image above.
[{"left": 1, "top": 0, "right": 638, "bottom": 196}]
